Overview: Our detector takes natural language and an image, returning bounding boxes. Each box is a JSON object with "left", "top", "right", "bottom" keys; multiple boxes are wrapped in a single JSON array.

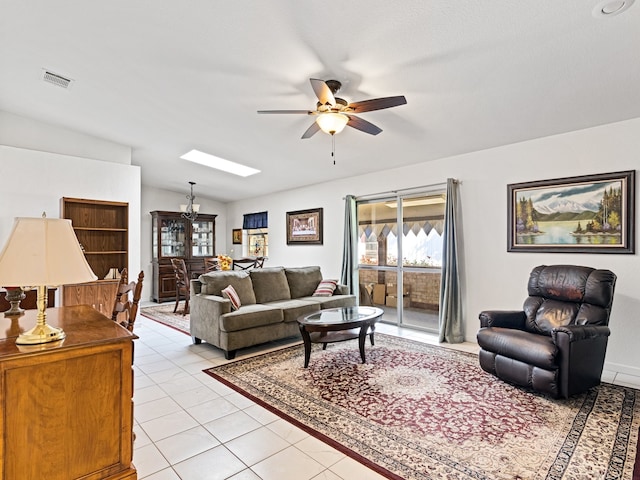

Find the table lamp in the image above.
[{"left": 0, "top": 215, "right": 97, "bottom": 344}]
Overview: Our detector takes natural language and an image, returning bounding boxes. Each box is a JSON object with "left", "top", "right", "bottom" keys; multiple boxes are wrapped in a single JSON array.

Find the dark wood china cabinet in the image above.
[{"left": 150, "top": 211, "right": 217, "bottom": 302}]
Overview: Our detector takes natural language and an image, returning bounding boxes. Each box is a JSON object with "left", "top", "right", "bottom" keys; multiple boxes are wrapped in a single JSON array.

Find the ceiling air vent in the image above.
[{"left": 42, "top": 69, "right": 73, "bottom": 89}]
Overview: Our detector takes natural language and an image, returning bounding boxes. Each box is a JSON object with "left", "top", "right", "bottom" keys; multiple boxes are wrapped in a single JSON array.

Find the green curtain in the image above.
[
  {"left": 340, "top": 195, "right": 358, "bottom": 295},
  {"left": 439, "top": 179, "right": 464, "bottom": 343}
]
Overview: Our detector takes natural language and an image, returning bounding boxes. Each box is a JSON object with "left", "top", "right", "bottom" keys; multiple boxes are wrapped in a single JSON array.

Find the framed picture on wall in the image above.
[
  {"left": 232, "top": 229, "right": 242, "bottom": 244},
  {"left": 286, "top": 208, "right": 323, "bottom": 245},
  {"left": 507, "top": 170, "right": 635, "bottom": 253}
]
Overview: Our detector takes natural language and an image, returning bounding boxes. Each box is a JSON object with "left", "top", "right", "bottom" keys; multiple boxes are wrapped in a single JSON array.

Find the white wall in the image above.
[
  {"left": 140, "top": 185, "right": 227, "bottom": 302},
  {"left": 226, "top": 117, "right": 640, "bottom": 376}
]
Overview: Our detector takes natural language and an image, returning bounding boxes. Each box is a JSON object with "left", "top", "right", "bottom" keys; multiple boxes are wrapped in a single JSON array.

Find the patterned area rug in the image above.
[
  {"left": 204, "top": 334, "right": 640, "bottom": 480},
  {"left": 140, "top": 304, "right": 190, "bottom": 335}
]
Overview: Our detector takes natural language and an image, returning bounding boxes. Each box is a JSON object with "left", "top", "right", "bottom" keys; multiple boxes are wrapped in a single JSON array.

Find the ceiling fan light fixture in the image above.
[{"left": 316, "top": 113, "right": 349, "bottom": 135}]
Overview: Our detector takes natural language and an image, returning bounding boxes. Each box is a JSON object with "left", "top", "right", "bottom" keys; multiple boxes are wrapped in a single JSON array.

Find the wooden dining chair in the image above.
[
  {"left": 111, "top": 268, "right": 144, "bottom": 331},
  {"left": 232, "top": 257, "right": 258, "bottom": 270},
  {"left": 254, "top": 256, "right": 266, "bottom": 268},
  {"left": 170, "top": 258, "right": 190, "bottom": 315},
  {"left": 204, "top": 257, "right": 220, "bottom": 273}
]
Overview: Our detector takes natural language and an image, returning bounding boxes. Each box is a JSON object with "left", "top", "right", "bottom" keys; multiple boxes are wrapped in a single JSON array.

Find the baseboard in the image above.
[{"left": 603, "top": 361, "right": 640, "bottom": 378}]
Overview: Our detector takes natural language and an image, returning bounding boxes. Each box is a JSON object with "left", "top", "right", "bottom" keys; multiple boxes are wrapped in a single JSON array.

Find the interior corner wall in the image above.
[
  {"left": 140, "top": 185, "right": 227, "bottom": 302},
  {"left": 0, "top": 145, "right": 141, "bottom": 306},
  {"left": 226, "top": 117, "right": 640, "bottom": 376}
]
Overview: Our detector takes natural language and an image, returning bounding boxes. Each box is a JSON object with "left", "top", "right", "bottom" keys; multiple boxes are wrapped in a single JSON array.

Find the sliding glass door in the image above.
[{"left": 357, "top": 191, "right": 445, "bottom": 332}]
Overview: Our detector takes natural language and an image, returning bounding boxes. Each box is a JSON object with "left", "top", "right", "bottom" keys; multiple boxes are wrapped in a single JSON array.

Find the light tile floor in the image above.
[{"left": 132, "top": 305, "right": 640, "bottom": 479}]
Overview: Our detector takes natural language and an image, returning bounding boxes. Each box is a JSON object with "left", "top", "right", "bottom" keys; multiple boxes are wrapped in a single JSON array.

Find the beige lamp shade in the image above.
[{"left": 0, "top": 217, "right": 97, "bottom": 287}]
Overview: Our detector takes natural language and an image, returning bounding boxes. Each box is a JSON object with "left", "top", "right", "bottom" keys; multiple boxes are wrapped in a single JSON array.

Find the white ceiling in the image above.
[{"left": 2, "top": 1, "right": 639, "bottom": 202}]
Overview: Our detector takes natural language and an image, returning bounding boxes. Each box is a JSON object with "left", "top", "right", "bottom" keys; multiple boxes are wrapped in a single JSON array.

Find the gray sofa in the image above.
[{"left": 190, "top": 266, "right": 356, "bottom": 359}]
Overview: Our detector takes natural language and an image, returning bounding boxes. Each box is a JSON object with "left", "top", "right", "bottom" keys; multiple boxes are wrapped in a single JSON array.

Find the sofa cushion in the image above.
[
  {"left": 301, "top": 294, "right": 357, "bottom": 310},
  {"left": 250, "top": 267, "right": 291, "bottom": 303},
  {"left": 220, "top": 304, "right": 283, "bottom": 332},
  {"left": 285, "top": 266, "right": 323, "bottom": 298},
  {"left": 477, "top": 327, "right": 558, "bottom": 370},
  {"left": 265, "top": 299, "right": 321, "bottom": 322},
  {"left": 524, "top": 297, "right": 580, "bottom": 335},
  {"left": 221, "top": 285, "right": 241, "bottom": 310},
  {"left": 198, "top": 271, "right": 256, "bottom": 305},
  {"left": 313, "top": 279, "right": 337, "bottom": 297}
]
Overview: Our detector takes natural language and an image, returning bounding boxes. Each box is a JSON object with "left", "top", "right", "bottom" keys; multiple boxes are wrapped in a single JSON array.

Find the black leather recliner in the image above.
[{"left": 477, "top": 265, "right": 616, "bottom": 398}]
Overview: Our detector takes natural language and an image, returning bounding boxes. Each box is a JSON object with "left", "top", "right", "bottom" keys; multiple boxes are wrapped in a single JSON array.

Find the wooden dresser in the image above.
[
  {"left": 0, "top": 306, "right": 137, "bottom": 479},
  {"left": 62, "top": 279, "right": 120, "bottom": 318}
]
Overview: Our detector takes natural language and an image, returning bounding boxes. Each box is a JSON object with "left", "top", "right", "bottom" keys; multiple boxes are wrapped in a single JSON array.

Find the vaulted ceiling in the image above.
[{"left": 2, "top": 1, "right": 639, "bottom": 202}]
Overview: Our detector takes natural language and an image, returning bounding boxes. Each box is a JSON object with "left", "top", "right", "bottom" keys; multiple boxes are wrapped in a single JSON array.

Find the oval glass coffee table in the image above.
[{"left": 297, "top": 306, "right": 384, "bottom": 368}]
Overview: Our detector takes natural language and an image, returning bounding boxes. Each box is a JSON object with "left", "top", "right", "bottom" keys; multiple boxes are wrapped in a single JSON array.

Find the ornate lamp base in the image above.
[
  {"left": 15, "top": 286, "right": 65, "bottom": 345},
  {"left": 16, "top": 323, "right": 66, "bottom": 345}
]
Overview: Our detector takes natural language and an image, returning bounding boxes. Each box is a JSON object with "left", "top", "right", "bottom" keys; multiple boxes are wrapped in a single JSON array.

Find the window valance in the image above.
[{"left": 243, "top": 211, "right": 268, "bottom": 229}]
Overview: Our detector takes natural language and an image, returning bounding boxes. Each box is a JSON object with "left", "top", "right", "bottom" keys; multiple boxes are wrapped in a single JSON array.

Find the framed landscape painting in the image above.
[
  {"left": 507, "top": 170, "right": 635, "bottom": 253},
  {"left": 286, "top": 208, "right": 323, "bottom": 245}
]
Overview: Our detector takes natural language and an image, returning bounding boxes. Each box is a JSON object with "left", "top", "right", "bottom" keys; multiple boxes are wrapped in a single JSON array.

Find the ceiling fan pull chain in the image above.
[{"left": 332, "top": 134, "right": 336, "bottom": 165}]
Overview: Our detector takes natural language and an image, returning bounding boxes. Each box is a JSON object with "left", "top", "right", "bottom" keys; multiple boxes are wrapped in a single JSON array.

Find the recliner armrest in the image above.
[
  {"left": 552, "top": 324, "right": 610, "bottom": 343},
  {"left": 479, "top": 310, "right": 526, "bottom": 329}
]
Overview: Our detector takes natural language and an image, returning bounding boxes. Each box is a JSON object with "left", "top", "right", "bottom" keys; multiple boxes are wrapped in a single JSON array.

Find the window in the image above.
[
  {"left": 247, "top": 229, "right": 268, "bottom": 256},
  {"left": 243, "top": 212, "right": 268, "bottom": 257},
  {"left": 356, "top": 193, "right": 445, "bottom": 332},
  {"left": 357, "top": 195, "right": 445, "bottom": 268}
]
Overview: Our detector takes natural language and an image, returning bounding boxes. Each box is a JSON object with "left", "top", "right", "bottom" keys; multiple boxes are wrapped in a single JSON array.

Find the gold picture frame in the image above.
[
  {"left": 286, "top": 208, "right": 323, "bottom": 245},
  {"left": 507, "top": 170, "right": 635, "bottom": 253}
]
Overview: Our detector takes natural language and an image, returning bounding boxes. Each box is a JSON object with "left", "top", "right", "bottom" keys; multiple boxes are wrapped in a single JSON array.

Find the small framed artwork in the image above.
[
  {"left": 232, "top": 229, "right": 242, "bottom": 244},
  {"left": 286, "top": 208, "right": 323, "bottom": 245},
  {"left": 507, "top": 170, "right": 635, "bottom": 253}
]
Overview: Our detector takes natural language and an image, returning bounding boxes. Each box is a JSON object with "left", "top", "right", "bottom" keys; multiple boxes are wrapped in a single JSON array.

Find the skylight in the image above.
[{"left": 180, "top": 150, "right": 260, "bottom": 177}]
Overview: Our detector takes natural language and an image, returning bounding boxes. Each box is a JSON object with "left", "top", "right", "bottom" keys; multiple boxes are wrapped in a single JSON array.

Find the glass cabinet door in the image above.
[
  {"left": 160, "top": 218, "right": 187, "bottom": 257},
  {"left": 152, "top": 216, "right": 158, "bottom": 259},
  {"left": 191, "top": 219, "right": 214, "bottom": 257}
]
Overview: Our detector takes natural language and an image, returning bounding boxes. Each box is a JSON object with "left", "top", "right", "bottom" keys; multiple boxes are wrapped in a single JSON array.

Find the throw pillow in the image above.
[
  {"left": 221, "top": 285, "right": 241, "bottom": 311},
  {"left": 312, "top": 279, "right": 337, "bottom": 297}
]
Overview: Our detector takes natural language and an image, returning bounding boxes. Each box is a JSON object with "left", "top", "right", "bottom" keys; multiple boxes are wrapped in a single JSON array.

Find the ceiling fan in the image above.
[{"left": 258, "top": 78, "right": 407, "bottom": 139}]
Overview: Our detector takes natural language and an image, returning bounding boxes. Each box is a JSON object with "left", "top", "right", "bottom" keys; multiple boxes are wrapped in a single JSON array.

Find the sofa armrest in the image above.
[
  {"left": 190, "top": 279, "right": 202, "bottom": 295},
  {"left": 552, "top": 324, "right": 611, "bottom": 398},
  {"left": 193, "top": 294, "right": 231, "bottom": 315},
  {"left": 479, "top": 310, "right": 526, "bottom": 329},
  {"left": 190, "top": 293, "right": 232, "bottom": 345},
  {"left": 335, "top": 283, "right": 350, "bottom": 295},
  {"left": 552, "top": 324, "right": 610, "bottom": 343}
]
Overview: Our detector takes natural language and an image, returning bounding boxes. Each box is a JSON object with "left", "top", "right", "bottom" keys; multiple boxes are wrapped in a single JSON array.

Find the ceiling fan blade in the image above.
[
  {"left": 257, "top": 110, "right": 312, "bottom": 114},
  {"left": 348, "top": 96, "right": 407, "bottom": 113},
  {"left": 346, "top": 115, "right": 382, "bottom": 135},
  {"left": 310, "top": 78, "right": 336, "bottom": 107},
  {"left": 301, "top": 121, "right": 321, "bottom": 139}
]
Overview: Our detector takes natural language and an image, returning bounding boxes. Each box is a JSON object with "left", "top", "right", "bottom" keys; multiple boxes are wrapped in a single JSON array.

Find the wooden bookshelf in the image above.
[{"left": 61, "top": 198, "right": 129, "bottom": 317}]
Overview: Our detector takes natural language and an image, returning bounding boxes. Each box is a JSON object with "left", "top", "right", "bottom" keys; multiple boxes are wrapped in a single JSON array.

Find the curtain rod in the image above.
[{"left": 345, "top": 179, "right": 459, "bottom": 201}]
